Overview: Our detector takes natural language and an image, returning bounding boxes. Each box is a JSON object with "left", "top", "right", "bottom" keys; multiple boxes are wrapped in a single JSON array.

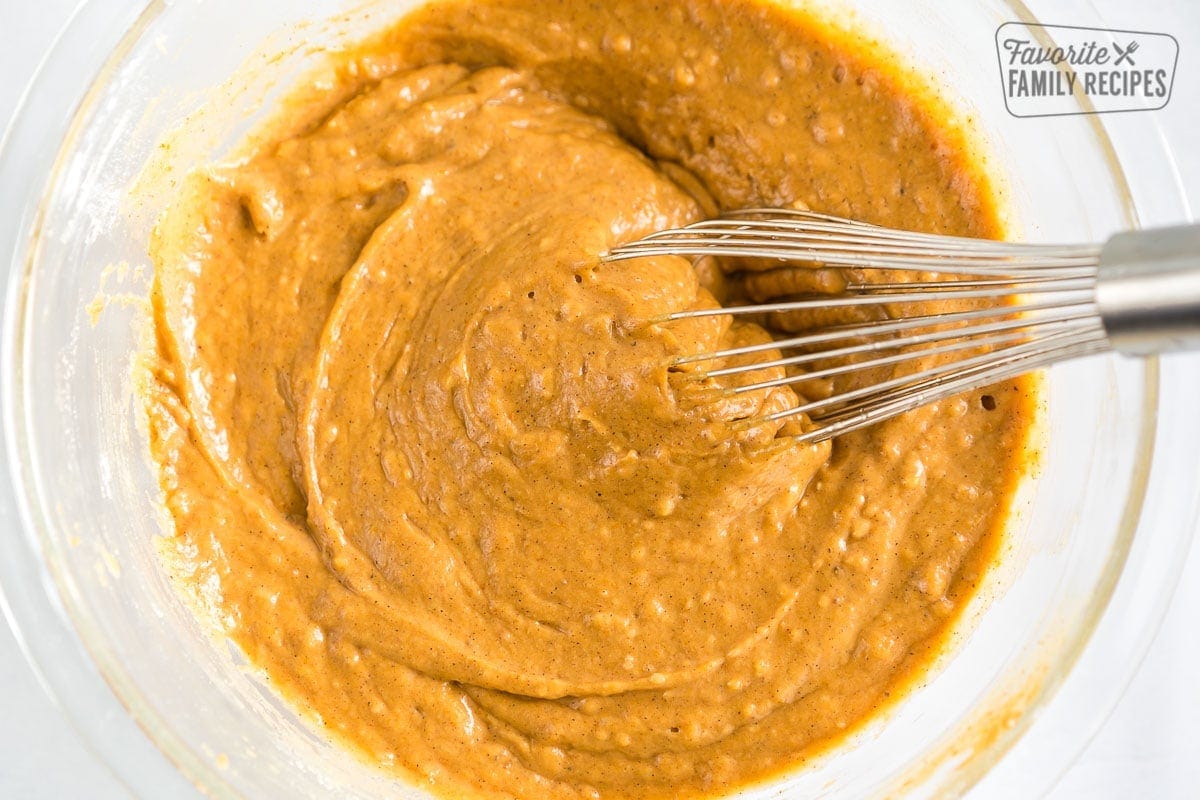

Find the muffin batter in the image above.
[{"left": 144, "top": 0, "right": 1037, "bottom": 797}]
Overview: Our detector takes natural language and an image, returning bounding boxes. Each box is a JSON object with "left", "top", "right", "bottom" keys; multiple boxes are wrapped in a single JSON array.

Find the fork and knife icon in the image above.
[{"left": 1113, "top": 39, "right": 1139, "bottom": 66}]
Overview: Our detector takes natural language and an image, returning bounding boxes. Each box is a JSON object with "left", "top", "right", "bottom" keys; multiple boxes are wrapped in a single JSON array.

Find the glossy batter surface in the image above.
[{"left": 144, "top": 1, "right": 1036, "bottom": 797}]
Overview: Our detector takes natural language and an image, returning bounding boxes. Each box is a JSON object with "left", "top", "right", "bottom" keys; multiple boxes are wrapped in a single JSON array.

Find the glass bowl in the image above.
[{"left": 1, "top": 0, "right": 1196, "bottom": 798}]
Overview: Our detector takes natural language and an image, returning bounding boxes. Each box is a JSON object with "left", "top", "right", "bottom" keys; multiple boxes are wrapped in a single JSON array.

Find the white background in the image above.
[{"left": 1, "top": 1, "right": 1197, "bottom": 797}]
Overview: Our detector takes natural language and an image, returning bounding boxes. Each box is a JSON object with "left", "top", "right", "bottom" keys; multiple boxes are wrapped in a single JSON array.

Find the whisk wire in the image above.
[
  {"left": 600, "top": 209, "right": 1126, "bottom": 441},
  {"left": 701, "top": 315, "right": 1099, "bottom": 385},
  {"left": 760, "top": 326, "right": 1109, "bottom": 443},
  {"left": 674, "top": 298, "right": 1097, "bottom": 365},
  {"left": 608, "top": 209, "right": 1103, "bottom": 277}
]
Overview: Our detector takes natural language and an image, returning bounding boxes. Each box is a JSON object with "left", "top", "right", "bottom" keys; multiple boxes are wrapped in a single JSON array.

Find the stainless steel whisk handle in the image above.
[{"left": 1097, "top": 224, "right": 1200, "bottom": 355}]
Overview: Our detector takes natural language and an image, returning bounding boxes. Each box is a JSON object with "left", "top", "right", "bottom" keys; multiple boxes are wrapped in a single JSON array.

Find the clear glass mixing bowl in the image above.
[{"left": 1, "top": 0, "right": 1197, "bottom": 798}]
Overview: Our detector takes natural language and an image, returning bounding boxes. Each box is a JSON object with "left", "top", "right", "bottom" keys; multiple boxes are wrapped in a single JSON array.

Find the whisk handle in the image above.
[{"left": 1096, "top": 223, "right": 1200, "bottom": 355}]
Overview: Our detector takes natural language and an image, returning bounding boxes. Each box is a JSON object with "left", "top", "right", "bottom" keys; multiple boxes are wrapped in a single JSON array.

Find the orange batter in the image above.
[{"left": 143, "top": 1, "right": 1036, "bottom": 797}]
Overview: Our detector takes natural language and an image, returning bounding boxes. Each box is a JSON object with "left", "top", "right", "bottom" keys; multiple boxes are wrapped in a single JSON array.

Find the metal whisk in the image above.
[{"left": 602, "top": 210, "right": 1200, "bottom": 443}]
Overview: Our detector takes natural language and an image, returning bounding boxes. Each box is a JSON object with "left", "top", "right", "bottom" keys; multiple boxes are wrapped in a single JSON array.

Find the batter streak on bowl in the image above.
[{"left": 142, "top": 0, "right": 1037, "bottom": 797}]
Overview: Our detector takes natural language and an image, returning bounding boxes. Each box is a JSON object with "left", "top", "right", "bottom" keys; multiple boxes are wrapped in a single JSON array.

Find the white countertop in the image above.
[{"left": 1, "top": 1, "right": 1197, "bottom": 797}]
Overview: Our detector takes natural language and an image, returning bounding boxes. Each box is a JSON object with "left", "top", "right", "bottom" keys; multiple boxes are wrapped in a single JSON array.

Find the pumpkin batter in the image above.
[{"left": 143, "top": 0, "right": 1036, "bottom": 797}]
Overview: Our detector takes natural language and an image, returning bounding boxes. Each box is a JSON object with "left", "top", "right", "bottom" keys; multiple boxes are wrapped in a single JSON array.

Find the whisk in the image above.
[{"left": 602, "top": 210, "right": 1200, "bottom": 443}]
